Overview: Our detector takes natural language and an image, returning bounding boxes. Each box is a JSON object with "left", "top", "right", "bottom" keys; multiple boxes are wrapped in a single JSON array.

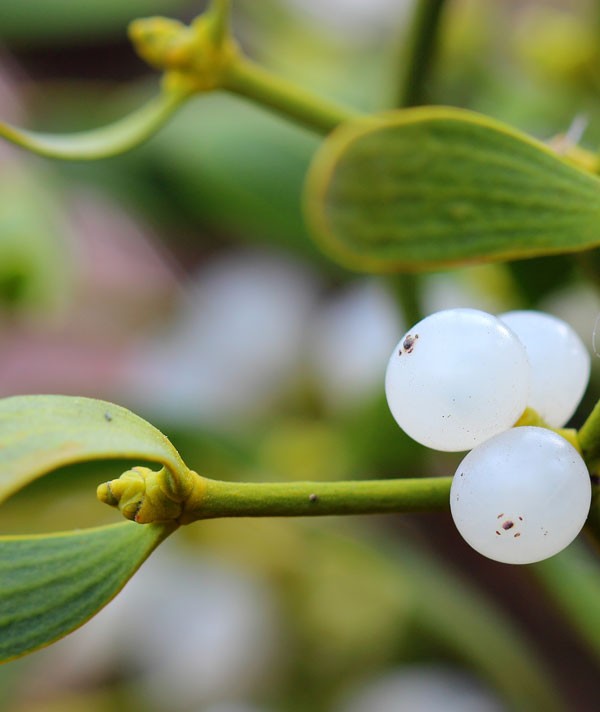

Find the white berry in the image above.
[
  {"left": 450, "top": 427, "right": 591, "bottom": 564},
  {"left": 385, "top": 309, "right": 530, "bottom": 451},
  {"left": 499, "top": 310, "right": 590, "bottom": 427}
]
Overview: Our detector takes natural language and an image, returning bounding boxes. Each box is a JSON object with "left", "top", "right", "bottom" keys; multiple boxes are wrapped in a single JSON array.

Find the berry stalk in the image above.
[{"left": 182, "top": 475, "right": 451, "bottom": 522}]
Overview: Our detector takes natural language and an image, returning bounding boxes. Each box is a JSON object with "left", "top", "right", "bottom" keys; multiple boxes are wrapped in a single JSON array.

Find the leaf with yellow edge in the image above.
[
  {"left": 0, "top": 90, "right": 186, "bottom": 160},
  {"left": 304, "top": 106, "right": 600, "bottom": 272},
  {"left": 0, "top": 521, "right": 175, "bottom": 662},
  {"left": 0, "top": 395, "right": 187, "bottom": 505},
  {"left": 0, "top": 396, "right": 184, "bottom": 662}
]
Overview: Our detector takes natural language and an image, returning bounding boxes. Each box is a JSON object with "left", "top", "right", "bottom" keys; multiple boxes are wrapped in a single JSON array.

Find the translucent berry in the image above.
[
  {"left": 385, "top": 309, "right": 530, "bottom": 451},
  {"left": 450, "top": 426, "right": 591, "bottom": 564},
  {"left": 499, "top": 310, "right": 590, "bottom": 427}
]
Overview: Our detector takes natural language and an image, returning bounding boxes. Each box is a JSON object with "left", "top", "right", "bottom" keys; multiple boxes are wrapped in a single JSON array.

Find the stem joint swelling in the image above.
[
  {"left": 128, "top": 0, "right": 357, "bottom": 134},
  {"left": 97, "top": 466, "right": 205, "bottom": 525},
  {"left": 128, "top": 4, "right": 239, "bottom": 96}
]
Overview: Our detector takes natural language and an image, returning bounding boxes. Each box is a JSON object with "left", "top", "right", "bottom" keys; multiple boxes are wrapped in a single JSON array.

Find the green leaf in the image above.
[
  {"left": 0, "top": 521, "right": 174, "bottom": 662},
  {"left": 0, "top": 395, "right": 187, "bottom": 505},
  {"left": 150, "top": 94, "right": 321, "bottom": 258},
  {"left": 0, "top": 0, "right": 190, "bottom": 43},
  {"left": 0, "top": 91, "right": 186, "bottom": 160},
  {"left": 531, "top": 541, "right": 600, "bottom": 663},
  {"left": 304, "top": 106, "right": 600, "bottom": 272},
  {"left": 0, "top": 163, "right": 70, "bottom": 311}
]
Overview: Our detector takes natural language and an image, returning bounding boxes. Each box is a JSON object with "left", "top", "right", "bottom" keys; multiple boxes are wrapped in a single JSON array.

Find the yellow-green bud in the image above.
[{"left": 97, "top": 466, "right": 201, "bottom": 524}]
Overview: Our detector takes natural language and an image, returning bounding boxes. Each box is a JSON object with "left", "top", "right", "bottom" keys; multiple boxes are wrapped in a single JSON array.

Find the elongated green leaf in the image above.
[
  {"left": 0, "top": 91, "right": 186, "bottom": 160},
  {"left": 531, "top": 541, "right": 600, "bottom": 663},
  {"left": 0, "top": 521, "right": 174, "bottom": 662},
  {"left": 0, "top": 395, "right": 186, "bottom": 504},
  {"left": 0, "top": 163, "right": 69, "bottom": 311},
  {"left": 0, "top": 1, "right": 189, "bottom": 43},
  {"left": 304, "top": 106, "right": 600, "bottom": 272}
]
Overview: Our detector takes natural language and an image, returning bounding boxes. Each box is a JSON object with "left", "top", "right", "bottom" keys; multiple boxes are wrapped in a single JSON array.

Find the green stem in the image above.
[
  {"left": 205, "top": 0, "right": 230, "bottom": 46},
  {"left": 577, "top": 397, "right": 600, "bottom": 462},
  {"left": 387, "top": 273, "right": 423, "bottom": 328},
  {"left": 573, "top": 401, "right": 600, "bottom": 547},
  {"left": 222, "top": 56, "right": 362, "bottom": 135},
  {"left": 396, "top": 0, "right": 448, "bottom": 107},
  {"left": 184, "top": 475, "right": 451, "bottom": 521},
  {"left": 585, "top": 494, "right": 600, "bottom": 551},
  {"left": 530, "top": 541, "right": 600, "bottom": 665}
]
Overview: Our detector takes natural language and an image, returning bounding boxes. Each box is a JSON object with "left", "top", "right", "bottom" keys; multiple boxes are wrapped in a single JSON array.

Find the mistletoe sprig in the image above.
[
  {"left": 2, "top": 0, "right": 600, "bottom": 690},
  {"left": 0, "top": 391, "right": 599, "bottom": 663},
  {"left": 1, "top": 0, "right": 600, "bottom": 272},
  {"left": 0, "top": 394, "right": 448, "bottom": 662}
]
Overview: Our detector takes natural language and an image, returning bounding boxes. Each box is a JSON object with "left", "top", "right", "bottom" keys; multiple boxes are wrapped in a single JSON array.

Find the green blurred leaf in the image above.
[
  {"left": 0, "top": 91, "right": 185, "bottom": 160},
  {"left": 148, "top": 95, "right": 322, "bottom": 258},
  {"left": 0, "top": 521, "right": 174, "bottom": 662},
  {"left": 304, "top": 106, "right": 600, "bottom": 272},
  {"left": 0, "top": 0, "right": 189, "bottom": 43},
  {"left": 531, "top": 541, "right": 600, "bottom": 663},
  {"left": 0, "top": 163, "right": 70, "bottom": 311},
  {"left": 196, "top": 518, "right": 562, "bottom": 710},
  {"left": 0, "top": 395, "right": 187, "bottom": 505}
]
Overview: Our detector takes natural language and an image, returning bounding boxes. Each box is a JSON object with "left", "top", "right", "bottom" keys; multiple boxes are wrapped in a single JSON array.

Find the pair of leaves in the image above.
[
  {"left": 0, "top": 0, "right": 597, "bottom": 272},
  {"left": 0, "top": 395, "right": 184, "bottom": 663},
  {"left": 3, "top": 96, "right": 600, "bottom": 270}
]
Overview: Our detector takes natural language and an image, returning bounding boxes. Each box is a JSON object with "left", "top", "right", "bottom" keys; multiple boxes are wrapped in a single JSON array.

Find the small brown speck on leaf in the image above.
[
  {"left": 309, "top": 493, "right": 318, "bottom": 503},
  {"left": 104, "top": 412, "right": 113, "bottom": 422}
]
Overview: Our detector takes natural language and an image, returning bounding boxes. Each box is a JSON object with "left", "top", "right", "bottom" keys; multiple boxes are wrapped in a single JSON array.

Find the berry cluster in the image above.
[{"left": 385, "top": 308, "right": 592, "bottom": 564}]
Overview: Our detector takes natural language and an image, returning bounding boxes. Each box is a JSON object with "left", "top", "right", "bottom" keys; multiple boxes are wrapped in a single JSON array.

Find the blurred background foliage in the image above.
[{"left": 1, "top": 0, "right": 600, "bottom": 710}]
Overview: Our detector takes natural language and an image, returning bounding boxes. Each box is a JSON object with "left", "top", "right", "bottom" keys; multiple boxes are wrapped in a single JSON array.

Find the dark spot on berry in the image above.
[
  {"left": 502, "top": 520, "right": 514, "bottom": 530},
  {"left": 518, "top": 516, "right": 523, "bottom": 521},
  {"left": 496, "top": 531, "right": 501, "bottom": 535},
  {"left": 402, "top": 334, "right": 418, "bottom": 354},
  {"left": 514, "top": 533, "right": 521, "bottom": 538},
  {"left": 309, "top": 493, "right": 318, "bottom": 503},
  {"left": 104, "top": 412, "right": 113, "bottom": 422},
  {"left": 497, "top": 513, "right": 504, "bottom": 519}
]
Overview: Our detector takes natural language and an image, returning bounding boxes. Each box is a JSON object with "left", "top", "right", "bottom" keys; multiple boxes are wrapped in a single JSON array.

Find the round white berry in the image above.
[
  {"left": 450, "top": 426, "right": 591, "bottom": 564},
  {"left": 499, "top": 310, "right": 590, "bottom": 427},
  {"left": 385, "top": 308, "right": 530, "bottom": 451}
]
